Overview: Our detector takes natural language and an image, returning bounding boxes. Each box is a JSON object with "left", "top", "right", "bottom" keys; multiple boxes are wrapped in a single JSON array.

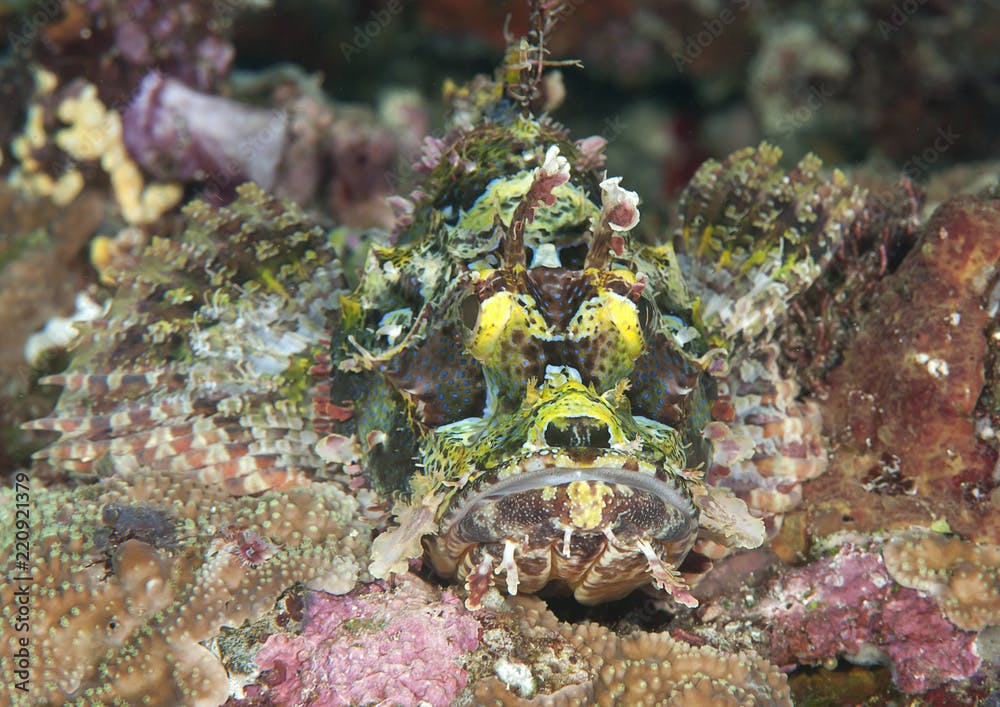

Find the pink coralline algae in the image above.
[
  {"left": 750, "top": 545, "right": 981, "bottom": 694},
  {"left": 252, "top": 576, "right": 480, "bottom": 706}
]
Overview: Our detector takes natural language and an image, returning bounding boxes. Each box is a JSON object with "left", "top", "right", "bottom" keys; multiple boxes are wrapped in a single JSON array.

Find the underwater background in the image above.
[{"left": 1, "top": 1, "right": 1000, "bottom": 705}]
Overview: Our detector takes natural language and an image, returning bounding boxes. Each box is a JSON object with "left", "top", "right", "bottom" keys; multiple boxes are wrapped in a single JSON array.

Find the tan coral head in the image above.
[{"left": 427, "top": 460, "right": 699, "bottom": 606}]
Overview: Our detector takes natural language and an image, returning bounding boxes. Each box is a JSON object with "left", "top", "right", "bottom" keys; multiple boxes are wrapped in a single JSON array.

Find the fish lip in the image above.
[{"left": 439, "top": 460, "right": 697, "bottom": 541}]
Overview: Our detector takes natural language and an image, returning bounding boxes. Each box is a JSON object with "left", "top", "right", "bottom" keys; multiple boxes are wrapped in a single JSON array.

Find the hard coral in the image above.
[
  {"left": 250, "top": 576, "right": 480, "bottom": 707},
  {"left": 472, "top": 594, "right": 791, "bottom": 706},
  {"left": 10, "top": 69, "right": 183, "bottom": 224},
  {"left": 884, "top": 531, "right": 1000, "bottom": 632},
  {"left": 0, "top": 470, "right": 371, "bottom": 705}
]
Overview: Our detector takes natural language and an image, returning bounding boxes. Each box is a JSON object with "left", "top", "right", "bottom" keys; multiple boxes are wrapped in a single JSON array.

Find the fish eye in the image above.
[
  {"left": 460, "top": 293, "right": 481, "bottom": 331},
  {"left": 636, "top": 296, "right": 658, "bottom": 335},
  {"left": 560, "top": 243, "right": 587, "bottom": 270}
]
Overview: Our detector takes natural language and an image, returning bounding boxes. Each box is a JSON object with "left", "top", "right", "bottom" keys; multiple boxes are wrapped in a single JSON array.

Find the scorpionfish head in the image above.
[
  {"left": 339, "top": 124, "right": 762, "bottom": 607},
  {"left": 425, "top": 257, "right": 708, "bottom": 606}
]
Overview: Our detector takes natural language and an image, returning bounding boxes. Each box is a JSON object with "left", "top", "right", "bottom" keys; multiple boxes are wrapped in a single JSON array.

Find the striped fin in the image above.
[
  {"left": 704, "top": 343, "right": 826, "bottom": 514},
  {"left": 26, "top": 184, "right": 348, "bottom": 495},
  {"left": 675, "top": 143, "right": 864, "bottom": 352}
]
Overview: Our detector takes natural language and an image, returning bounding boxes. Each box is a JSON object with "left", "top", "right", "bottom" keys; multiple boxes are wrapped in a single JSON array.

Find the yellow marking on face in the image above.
[
  {"left": 468, "top": 291, "right": 516, "bottom": 362},
  {"left": 601, "top": 292, "right": 645, "bottom": 359},
  {"left": 540, "top": 485, "right": 557, "bottom": 501},
  {"left": 566, "top": 480, "right": 613, "bottom": 530},
  {"left": 468, "top": 291, "right": 548, "bottom": 367}
]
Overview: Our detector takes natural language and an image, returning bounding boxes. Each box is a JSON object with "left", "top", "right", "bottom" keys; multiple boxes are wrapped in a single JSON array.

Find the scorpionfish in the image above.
[
  {"left": 325, "top": 58, "right": 863, "bottom": 606},
  {"left": 28, "top": 40, "right": 864, "bottom": 609}
]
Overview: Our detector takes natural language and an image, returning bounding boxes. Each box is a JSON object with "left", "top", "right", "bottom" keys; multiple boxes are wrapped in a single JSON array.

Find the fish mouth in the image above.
[
  {"left": 440, "top": 464, "right": 696, "bottom": 541},
  {"left": 427, "top": 456, "right": 700, "bottom": 605}
]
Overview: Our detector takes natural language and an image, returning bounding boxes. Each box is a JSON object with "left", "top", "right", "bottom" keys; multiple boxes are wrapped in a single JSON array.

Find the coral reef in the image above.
[
  {"left": 8, "top": 61, "right": 402, "bottom": 230},
  {"left": 250, "top": 576, "right": 480, "bottom": 706},
  {"left": 5, "top": 2, "right": 1000, "bottom": 704},
  {"left": 470, "top": 592, "right": 791, "bottom": 705},
  {"left": 682, "top": 193, "right": 1000, "bottom": 701},
  {"left": 883, "top": 531, "right": 1000, "bottom": 632},
  {"left": 650, "top": 187, "right": 1000, "bottom": 702},
  {"left": 0, "top": 469, "right": 371, "bottom": 705},
  {"left": 5, "top": 1, "right": 409, "bottom": 231}
]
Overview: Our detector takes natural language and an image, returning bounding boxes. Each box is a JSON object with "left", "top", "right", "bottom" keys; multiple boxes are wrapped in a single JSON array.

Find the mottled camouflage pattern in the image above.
[
  {"left": 330, "top": 77, "right": 863, "bottom": 605},
  {"left": 29, "top": 65, "right": 863, "bottom": 609},
  {"left": 27, "top": 187, "right": 346, "bottom": 494}
]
